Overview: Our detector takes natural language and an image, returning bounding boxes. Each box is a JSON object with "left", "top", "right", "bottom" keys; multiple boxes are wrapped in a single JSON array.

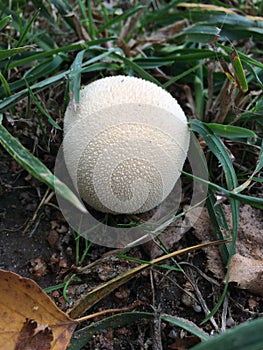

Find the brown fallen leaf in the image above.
[
  {"left": 15, "top": 318, "right": 53, "bottom": 350},
  {"left": 223, "top": 205, "right": 263, "bottom": 296},
  {"left": 0, "top": 269, "right": 77, "bottom": 350},
  {"left": 141, "top": 20, "right": 187, "bottom": 43},
  {"left": 125, "top": 18, "right": 187, "bottom": 56},
  {"left": 192, "top": 204, "right": 263, "bottom": 286},
  {"left": 233, "top": 205, "right": 263, "bottom": 260},
  {"left": 168, "top": 334, "right": 200, "bottom": 349},
  {"left": 228, "top": 253, "right": 263, "bottom": 297},
  {"left": 29, "top": 256, "right": 48, "bottom": 278}
]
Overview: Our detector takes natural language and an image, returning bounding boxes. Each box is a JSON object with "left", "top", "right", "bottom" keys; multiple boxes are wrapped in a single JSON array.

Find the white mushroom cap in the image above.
[{"left": 63, "top": 75, "right": 190, "bottom": 214}]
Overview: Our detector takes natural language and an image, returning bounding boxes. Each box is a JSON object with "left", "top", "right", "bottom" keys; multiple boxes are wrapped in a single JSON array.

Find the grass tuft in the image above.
[{"left": 0, "top": 1, "right": 262, "bottom": 348}]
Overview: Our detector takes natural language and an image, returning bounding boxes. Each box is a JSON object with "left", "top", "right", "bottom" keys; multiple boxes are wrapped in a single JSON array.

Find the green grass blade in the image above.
[
  {"left": 68, "top": 50, "right": 86, "bottom": 104},
  {"left": 163, "top": 63, "right": 202, "bottom": 88},
  {"left": 162, "top": 314, "right": 210, "bottom": 341},
  {"left": 182, "top": 171, "right": 263, "bottom": 209},
  {"left": 244, "top": 64, "right": 263, "bottom": 89},
  {"left": 98, "top": 4, "right": 145, "bottom": 33},
  {"left": 7, "top": 38, "right": 116, "bottom": 70},
  {"left": 117, "top": 254, "right": 180, "bottom": 272},
  {"left": 134, "top": 50, "right": 219, "bottom": 68},
  {"left": 44, "top": 282, "right": 67, "bottom": 293},
  {"left": 0, "top": 45, "right": 33, "bottom": 61},
  {"left": 0, "top": 15, "right": 12, "bottom": 32},
  {"left": 141, "top": 0, "right": 178, "bottom": 25},
  {"left": 87, "top": 0, "right": 97, "bottom": 39},
  {"left": 253, "top": 140, "right": 263, "bottom": 174},
  {"left": 50, "top": 0, "right": 74, "bottom": 31},
  {"left": 233, "top": 140, "right": 263, "bottom": 193},
  {"left": 0, "top": 55, "right": 62, "bottom": 99},
  {"left": 0, "top": 122, "right": 86, "bottom": 213},
  {"left": 23, "top": 56, "right": 64, "bottom": 84},
  {"left": 206, "top": 190, "right": 230, "bottom": 263},
  {"left": 232, "top": 192, "right": 263, "bottom": 208},
  {"left": 193, "top": 317, "right": 263, "bottom": 350},
  {"left": 201, "top": 193, "right": 232, "bottom": 325},
  {"left": 200, "top": 262, "right": 230, "bottom": 325},
  {"left": 189, "top": 119, "right": 238, "bottom": 190},
  {"left": 68, "top": 312, "right": 210, "bottom": 349},
  {"left": 112, "top": 52, "right": 161, "bottom": 86},
  {"left": 205, "top": 123, "right": 257, "bottom": 139},
  {"left": 68, "top": 312, "right": 153, "bottom": 349},
  {"left": 51, "top": 0, "right": 72, "bottom": 14},
  {"left": 0, "top": 68, "right": 73, "bottom": 110},
  {"left": 25, "top": 80, "right": 61, "bottom": 129},
  {"left": 217, "top": 44, "right": 263, "bottom": 69},
  {"left": 231, "top": 50, "right": 248, "bottom": 92},
  {"left": 188, "top": 120, "right": 239, "bottom": 320},
  {"left": 16, "top": 8, "right": 41, "bottom": 47},
  {"left": 31, "top": 0, "right": 60, "bottom": 30},
  {"left": 175, "top": 24, "right": 222, "bottom": 43},
  {"left": 0, "top": 72, "right": 11, "bottom": 97}
]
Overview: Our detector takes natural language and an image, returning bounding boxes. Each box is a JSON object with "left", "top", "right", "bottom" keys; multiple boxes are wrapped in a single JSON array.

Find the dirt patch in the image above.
[{"left": 1, "top": 147, "right": 263, "bottom": 349}]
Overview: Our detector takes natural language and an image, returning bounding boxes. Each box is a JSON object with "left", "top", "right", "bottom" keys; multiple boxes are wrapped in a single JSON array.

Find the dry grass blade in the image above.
[{"left": 68, "top": 240, "right": 229, "bottom": 319}]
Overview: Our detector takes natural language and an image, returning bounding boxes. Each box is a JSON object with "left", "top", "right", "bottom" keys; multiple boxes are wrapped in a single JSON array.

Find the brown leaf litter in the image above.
[
  {"left": 0, "top": 269, "right": 77, "bottom": 350},
  {"left": 193, "top": 204, "right": 263, "bottom": 296}
]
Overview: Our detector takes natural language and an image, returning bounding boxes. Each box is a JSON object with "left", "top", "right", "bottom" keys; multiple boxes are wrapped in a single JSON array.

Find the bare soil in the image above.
[{"left": 1, "top": 146, "right": 263, "bottom": 350}]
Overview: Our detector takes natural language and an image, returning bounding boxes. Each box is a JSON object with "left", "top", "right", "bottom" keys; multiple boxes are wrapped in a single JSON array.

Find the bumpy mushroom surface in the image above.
[{"left": 63, "top": 75, "right": 190, "bottom": 214}]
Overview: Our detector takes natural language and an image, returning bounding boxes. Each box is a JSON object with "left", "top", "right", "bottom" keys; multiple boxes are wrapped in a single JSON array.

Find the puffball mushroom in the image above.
[{"left": 63, "top": 75, "right": 190, "bottom": 214}]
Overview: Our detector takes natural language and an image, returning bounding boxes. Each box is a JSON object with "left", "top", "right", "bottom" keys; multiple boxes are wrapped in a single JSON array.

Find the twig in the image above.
[
  {"left": 23, "top": 188, "right": 52, "bottom": 234},
  {"left": 150, "top": 269, "right": 156, "bottom": 305},
  {"left": 221, "top": 294, "right": 229, "bottom": 332},
  {"left": 151, "top": 305, "right": 163, "bottom": 350},
  {"left": 74, "top": 300, "right": 143, "bottom": 323},
  {"left": 179, "top": 262, "right": 220, "bottom": 286},
  {"left": 154, "top": 270, "right": 200, "bottom": 306},
  {"left": 186, "top": 269, "right": 219, "bottom": 331}
]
